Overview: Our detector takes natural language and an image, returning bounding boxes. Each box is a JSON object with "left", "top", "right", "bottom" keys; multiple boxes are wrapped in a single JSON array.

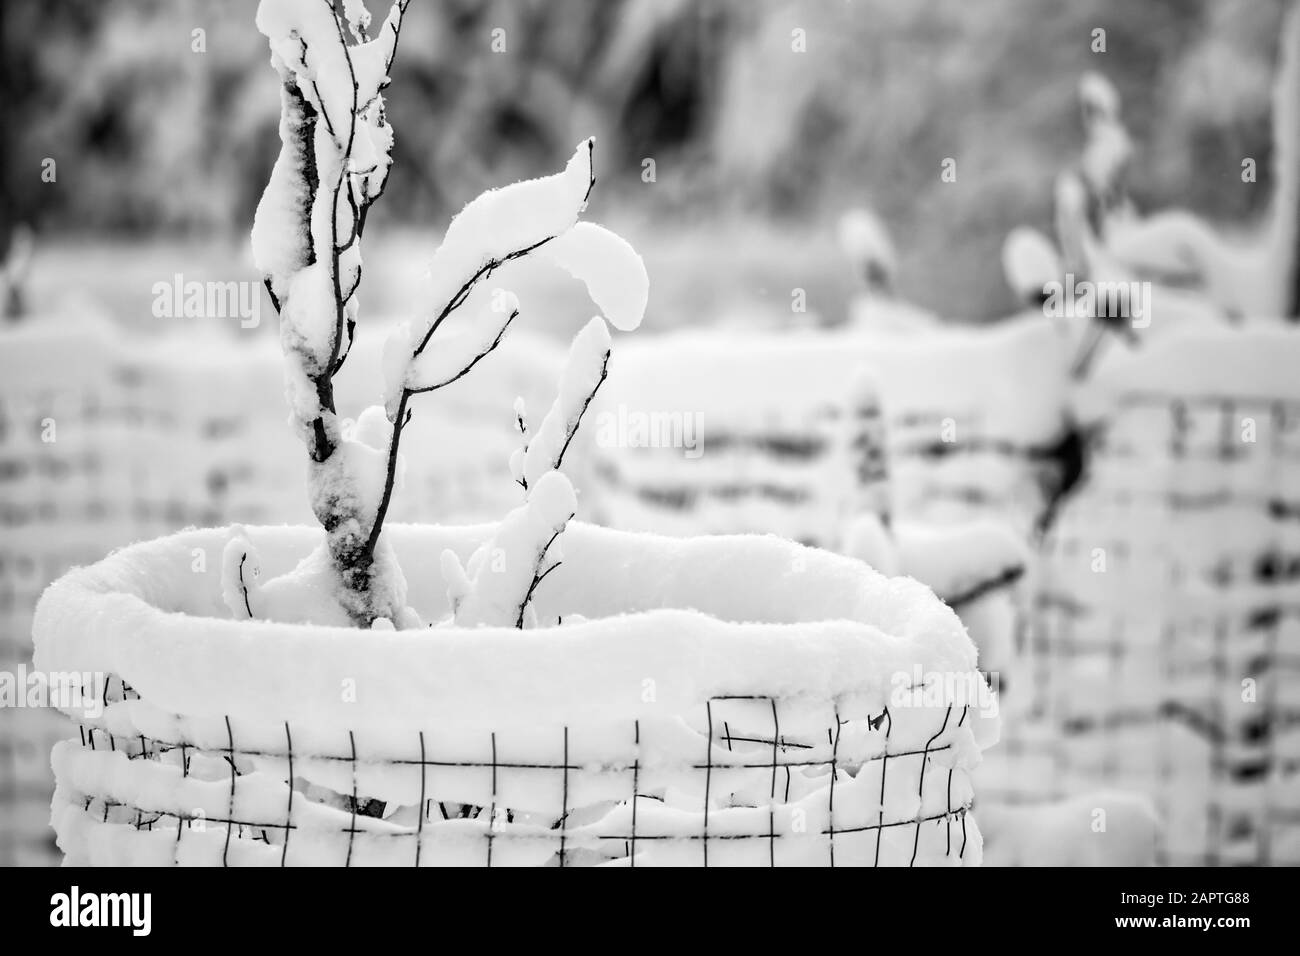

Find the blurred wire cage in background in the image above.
[
  {"left": 1, "top": 314, "right": 249, "bottom": 866},
  {"left": 1032, "top": 330, "right": 1300, "bottom": 866},
  {"left": 583, "top": 317, "right": 1075, "bottom": 547}
]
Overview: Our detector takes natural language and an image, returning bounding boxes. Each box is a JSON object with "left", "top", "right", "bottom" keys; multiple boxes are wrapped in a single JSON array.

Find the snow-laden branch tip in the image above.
[
  {"left": 411, "top": 138, "right": 597, "bottom": 358},
  {"left": 539, "top": 222, "right": 649, "bottom": 332},
  {"left": 253, "top": 0, "right": 407, "bottom": 304},
  {"left": 520, "top": 316, "right": 611, "bottom": 490},
  {"left": 509, "top": 396, "right": 530, "bottom": 489},
  {"left": 445, "top": 317, "right": 614, "bottom": 627},
  {"left": 449, "top": 471, "right": 577, "bottom": 627}
]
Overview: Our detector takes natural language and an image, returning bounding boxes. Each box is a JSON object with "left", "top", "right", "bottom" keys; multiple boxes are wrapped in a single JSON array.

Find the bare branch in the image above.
[
  {"left": 237, "top": 553, "right": 254, "bottom": 618},
  {"left": 366, "top": 307, "right": 521, "bottom": 559},
  {"left": 407, "top": 309, "right": 520, "bottom": 395},
  {"left": 414, "top": 237, "right": 555, "bottom": 359},
  {"left": 514, "top": 520, "right": 569, "bottom": 628},
  {"left": 553, "top": 349, "right": 609, "bottom": 473}
]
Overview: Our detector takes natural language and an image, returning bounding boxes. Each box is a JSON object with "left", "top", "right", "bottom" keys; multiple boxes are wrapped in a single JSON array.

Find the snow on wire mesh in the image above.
[
  {"left": 1033, "top": 328, "right": 1300, "bottom": 865},
  {"left": 582, "top": 317, "right": 1074, "bottom": 548},
  {"left": 57, "top": 676, "right": 977, "bottom": 867},
  {"left": 36, "top": 523, "right": 993, "bottom": 866}
]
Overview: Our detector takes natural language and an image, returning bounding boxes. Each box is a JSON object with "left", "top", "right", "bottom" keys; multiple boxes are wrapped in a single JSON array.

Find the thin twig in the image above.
[
  {"left": 361, "top": 136, "right": 594, "bottom": 586},
  {"left": 552, "top": 349, "right": 610, "bottom": 473},
  {"left": 516, "top": 558, "right": 564, "bottom": 629},
  {"left": 237, "top": 554, "right": 253, "bottom": 618},
  {"left": 407, "top": 310, "right": 520, "bottom": 395}
]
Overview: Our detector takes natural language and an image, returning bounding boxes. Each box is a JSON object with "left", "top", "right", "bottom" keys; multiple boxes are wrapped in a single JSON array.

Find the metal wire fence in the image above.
[
  {"left": 1033, "top": 389, "right": 1300, "bottom": 865},
  {"left": 54, "top": 675, "right": 979, "bottom": 867}
]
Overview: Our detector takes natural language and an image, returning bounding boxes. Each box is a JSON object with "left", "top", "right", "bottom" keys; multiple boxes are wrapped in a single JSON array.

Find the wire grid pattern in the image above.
[
  {"left": 0, "top": 331, "right": 288, "bottom": 865},
  {"left": 587, "top": 400, "right": 864, "bottom": 548},
  {"left": 1033, "top": 390, "right": 1300, "bottom": 865},
  {"left": 885, "top": 405, "right": 1066, "bottom": 539},
  {"left": 969, "top": 608, "right": 1069, "bottom": 809},
  {"left": 0, "top": 324, "right": 557, "bottom": 865},
  {"left": 54, "top": 675, "right": 978, "bottom": 867},
  {"left": 587, "top": 393, "right": 1062, "bottom": 550}
]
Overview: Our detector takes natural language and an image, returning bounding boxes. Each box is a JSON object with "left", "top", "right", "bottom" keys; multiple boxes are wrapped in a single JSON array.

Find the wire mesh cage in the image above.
[
  {"left": 35, "top": 523, "right": 996, "bottom": 867},
  {"left": 1033, "top": 330, "right": 1300, "bottom": 866},
  {"left": 868, "top": 318, "right": 1074, "bottom": 538},
  {"left": 582, "top": 319, "right": 1073, "bottom": 548},
  {"left": 57, "top": 681, "right": 980, "bottom": 867},
  {"left": 582, "top": 339, "right": 867, "bottom": 548},
  {"left": 0, "top": 316, "right": 561, "bottom": 865}
]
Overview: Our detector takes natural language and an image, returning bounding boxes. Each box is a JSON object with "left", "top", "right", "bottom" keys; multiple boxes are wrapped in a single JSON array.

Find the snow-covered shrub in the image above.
[
  {"left": 837, "top": 209, "right": 941, "bottom": 335},
  {"left": 1, "top": 226, "right": 33, "bottom": 321},
  {"left": 35, "top": 523, "right": 997, "bottom": 866},
  {"left": 1034, "top": 328, "right": 1300, "bottom": 865},
  {"left": 249, "top": 0, "right": 645, "bottom": 627}
]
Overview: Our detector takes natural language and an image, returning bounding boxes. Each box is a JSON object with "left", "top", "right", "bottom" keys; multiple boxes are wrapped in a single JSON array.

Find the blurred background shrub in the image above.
[{"left": 0, "top": 0, "right": 1289, "bottom": 324}]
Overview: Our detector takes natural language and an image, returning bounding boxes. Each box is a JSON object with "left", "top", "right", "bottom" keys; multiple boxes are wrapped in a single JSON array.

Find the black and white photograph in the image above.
[{"left": 0, "top": 0, "right": 1295, "bottom": 907}]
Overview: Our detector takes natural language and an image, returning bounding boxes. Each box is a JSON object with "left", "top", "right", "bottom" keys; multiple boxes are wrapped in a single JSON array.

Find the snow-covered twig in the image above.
[
  {"left": 367, "top": 142, "right": 601, "bottom": 568},
  {"left": 515, "top": 316, "right": 611, "bottom": 490},
  {"left": 445, "top": 471, "right": 577, "bottom": 628},
  {"left": 450, "top": 318, "right": 614, "bottom": 628},
  {"left": 516, "top": 534, "right": 566, "bottom": 629},
  {"left": 511, "top": 397, "right": 530, "bottom": 492}
]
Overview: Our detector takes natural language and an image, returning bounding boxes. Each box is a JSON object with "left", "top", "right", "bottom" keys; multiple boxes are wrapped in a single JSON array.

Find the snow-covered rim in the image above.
[{"left": 34, "top": 522, "right": 986, "bottom": 743}]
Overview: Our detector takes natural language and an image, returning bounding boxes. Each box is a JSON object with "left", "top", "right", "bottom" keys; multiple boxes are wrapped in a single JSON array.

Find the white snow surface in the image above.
[
  {"left": 538, "top": 222, "right": 649, "bottom": 332},
  {"left": 33, "top": 522, "right": 994, "bottom": 748},
  {"left": 1076, "top": 326, "right": 1300, "bottom": 423},
  {"left": 453, "top": 471, "right": 577, "bottom": 627},
  {"left": 250, "top": 87, "right": 313, "bottom": 299},
  {"left": 598, "top": 317, "right": 1072, "bottom": 443},
  {"left": 1001, "top": 227, "right": 1062, "bottom": 302}
]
